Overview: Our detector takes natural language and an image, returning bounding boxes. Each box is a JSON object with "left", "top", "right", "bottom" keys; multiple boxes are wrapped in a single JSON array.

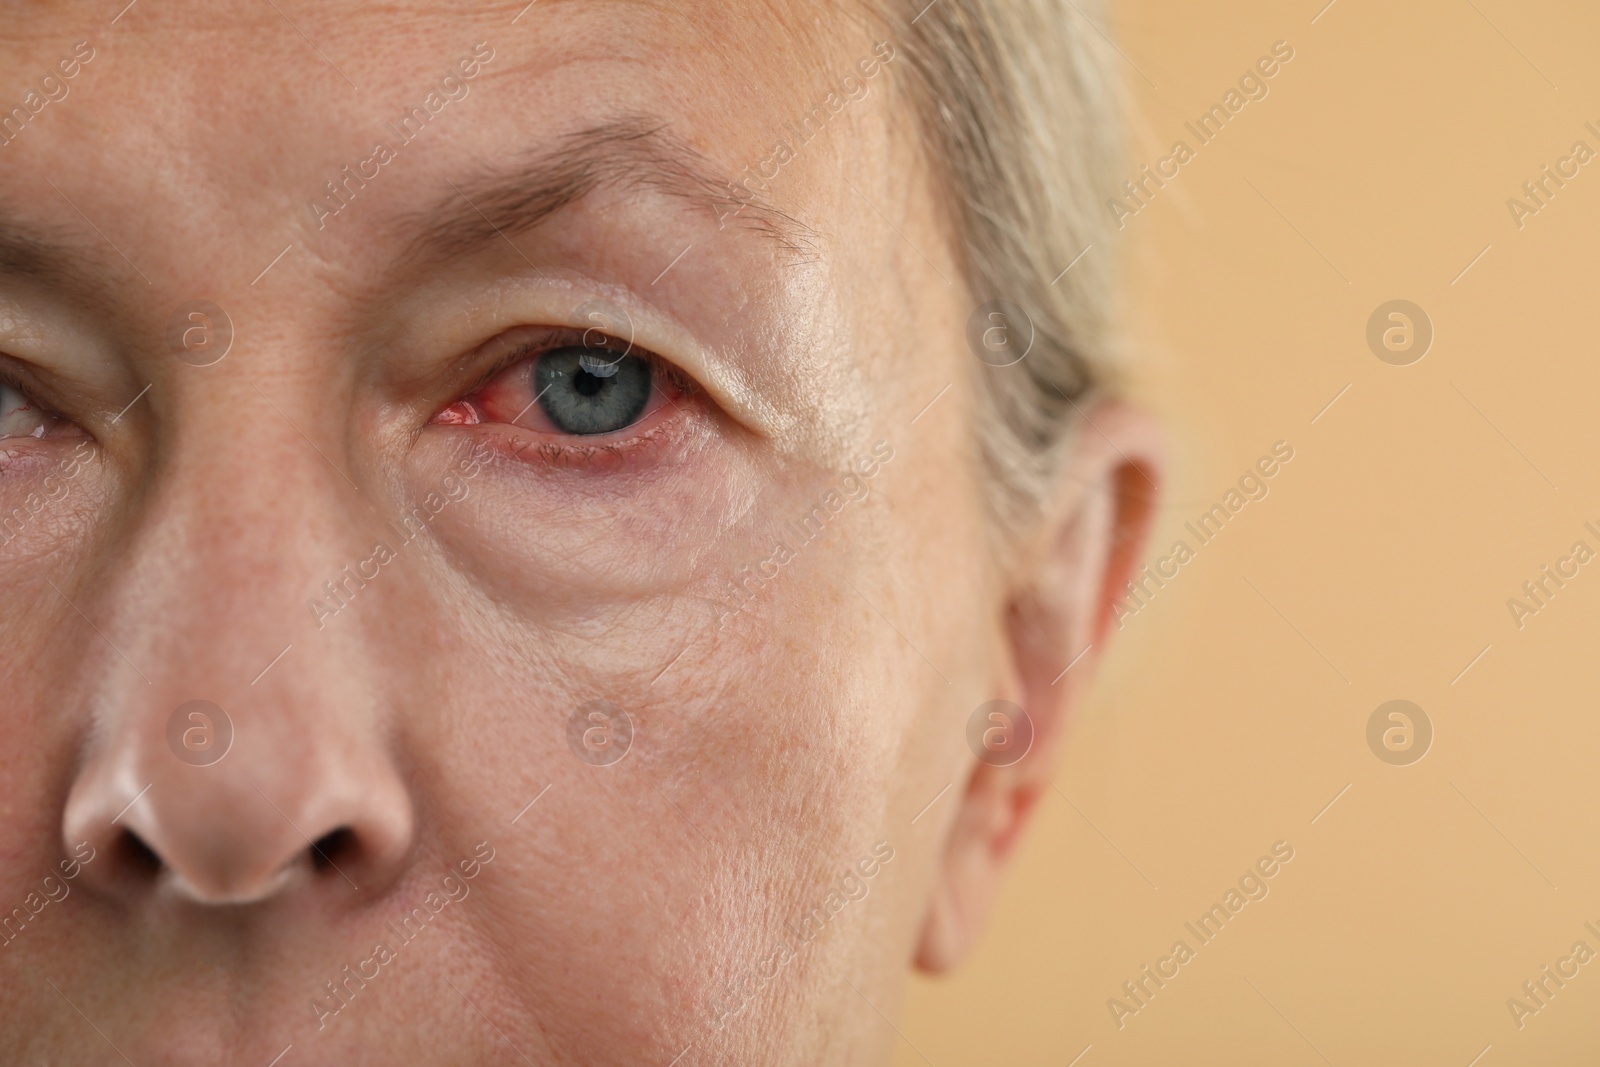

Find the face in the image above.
[{"left": 0, "top": 2, "right": 1151, "bottom": 1063}]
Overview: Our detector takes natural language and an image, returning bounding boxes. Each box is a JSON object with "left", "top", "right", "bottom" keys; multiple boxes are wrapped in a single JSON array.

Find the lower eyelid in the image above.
[
  {"left": 0, "top": 435, "right": 89, "bottom": 477},
  {"left": 445, "top": 394, "right": 699, "bottom": 473}
]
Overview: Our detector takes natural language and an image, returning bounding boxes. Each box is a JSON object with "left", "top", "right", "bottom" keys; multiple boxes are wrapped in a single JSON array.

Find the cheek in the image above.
[
  {"left": 397, "top": 514, "right": 911, "bottom": 1057},
  {"left": 393, "top": 393, "right": 981, "bottom": 1051},
  {"left": 0, "top": 459, "right": 117, "bottom": 931}
]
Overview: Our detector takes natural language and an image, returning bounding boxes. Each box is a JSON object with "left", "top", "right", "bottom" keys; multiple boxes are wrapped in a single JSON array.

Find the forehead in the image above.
[
  {"left": 0, "top": 0, "right": 855, "bottom": 161},
  {"left": 0, "top": 0, "right": 842, "bottom": 66},
  {"left": 0, "top": 0, "right": 873, "bottom": 290}
]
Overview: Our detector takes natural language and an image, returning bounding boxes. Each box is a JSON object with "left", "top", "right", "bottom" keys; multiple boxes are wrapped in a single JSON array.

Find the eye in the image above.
[
  {"left": 533, "top": 346, "right": 653, "bottom": 436},
  {"left": 434, "top": 328, "right": 686, "bottom": 444},
  {"left": 0, "top": 379, "right": 69, "bottom": 439}
]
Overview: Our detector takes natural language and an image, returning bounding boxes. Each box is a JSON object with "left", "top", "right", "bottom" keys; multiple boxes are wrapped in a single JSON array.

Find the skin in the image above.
[{"left": 0, "top": 1, "right": 1159, "bottom": 1063}]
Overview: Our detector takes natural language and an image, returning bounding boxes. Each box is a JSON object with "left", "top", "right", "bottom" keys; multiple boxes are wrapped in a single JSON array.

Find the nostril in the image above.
[
  {"left": 115, "top": 828, "right": 163, "bottom": 878},
  {"left": 310, "top": 827, "right": 357, "bottom": 873}
]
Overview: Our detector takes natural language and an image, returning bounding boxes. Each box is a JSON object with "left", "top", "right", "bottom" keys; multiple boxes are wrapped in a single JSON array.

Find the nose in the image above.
[
  {"left": 64, "top": 691, "right": 414, "bottom": 903},
  {"left": 60, "top": 413, "right": 414, "bottom": 905}
]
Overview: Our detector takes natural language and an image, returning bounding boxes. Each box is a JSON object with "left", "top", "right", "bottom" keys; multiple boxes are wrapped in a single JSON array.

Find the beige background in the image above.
[{"left": 897, "top": 1, "right": 1600, "bottom": 1063}]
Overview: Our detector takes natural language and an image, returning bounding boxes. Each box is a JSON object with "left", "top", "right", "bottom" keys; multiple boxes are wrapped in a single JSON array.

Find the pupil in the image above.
[{"left": 574, "top": 370, "right": 603, "bottom": 397}]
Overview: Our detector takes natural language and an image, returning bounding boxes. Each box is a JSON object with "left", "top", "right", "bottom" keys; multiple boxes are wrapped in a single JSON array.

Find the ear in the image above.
[{"left": 915, "top": 399, "right": 1163, "bottom": 972}]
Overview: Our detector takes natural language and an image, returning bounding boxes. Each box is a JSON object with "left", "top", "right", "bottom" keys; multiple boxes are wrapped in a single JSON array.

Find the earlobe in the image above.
[
  {"left": 914, "top": 758, "right": 1045, "bottom": 972},
  {"left": 913, "top": 400, "right": 1163, "bottom": 973}
]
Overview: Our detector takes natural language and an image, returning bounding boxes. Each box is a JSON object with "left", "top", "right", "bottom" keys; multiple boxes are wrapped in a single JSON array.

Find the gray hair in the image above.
[{"left": 868, "top": 0, "right": 1125, "bottom": 538}]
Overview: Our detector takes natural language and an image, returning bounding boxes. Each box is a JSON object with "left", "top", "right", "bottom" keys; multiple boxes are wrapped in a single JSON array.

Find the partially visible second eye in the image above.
[
  {"left": 0, "top": 381, "right": 66, "bottom": 439},
  {"left": 533, "top": 347, "right": 653, "bottom": 436}
]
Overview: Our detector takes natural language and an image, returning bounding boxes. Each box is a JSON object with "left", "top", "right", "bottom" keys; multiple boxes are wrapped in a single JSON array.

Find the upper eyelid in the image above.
[
  {"left": 461, "top": 328, "right": 643, "bottom": 397},
  {"left": 462, "top": 340, "right": 539, "bottom": 398}
]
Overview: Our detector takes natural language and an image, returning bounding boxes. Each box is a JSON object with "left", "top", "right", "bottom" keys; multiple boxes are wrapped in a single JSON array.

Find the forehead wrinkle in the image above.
[{"left": 396, "top": 114, "right": 821, "bottom": 270}]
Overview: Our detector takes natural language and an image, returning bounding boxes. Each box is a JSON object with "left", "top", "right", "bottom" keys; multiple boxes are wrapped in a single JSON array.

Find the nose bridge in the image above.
[
  {"left": 119, "top": 388, "right": 356, "bottom": 691},
  {"left": 62, "top": 382, "right": 414, "bottom": 904}
]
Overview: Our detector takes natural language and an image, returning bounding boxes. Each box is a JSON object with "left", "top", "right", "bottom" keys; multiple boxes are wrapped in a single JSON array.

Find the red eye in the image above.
[{"left": 435, "top": 329, "right": 685, "bottom": 440}]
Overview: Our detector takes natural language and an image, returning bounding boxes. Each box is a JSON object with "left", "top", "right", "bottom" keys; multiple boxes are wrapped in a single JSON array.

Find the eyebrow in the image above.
[
  {"left": 0, "top": 117, "right": 819, "bottom": 304},
  {"left": 399, "top": 115, "right": 820, "bottom": 268},
  {"left": 0, "top": 222, "right": 120, "bottom": 304}
]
